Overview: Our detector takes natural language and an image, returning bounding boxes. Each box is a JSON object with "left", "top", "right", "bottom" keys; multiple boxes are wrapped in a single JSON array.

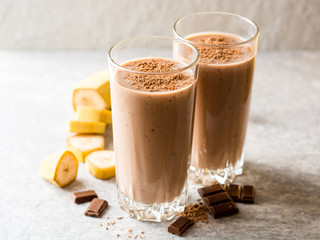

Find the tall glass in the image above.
[
  {"left": 174, "top": 12, "right": 259, "bottom": 184},
  {"left": 108, "top": 37, "right": 199, "bottom": 221}
]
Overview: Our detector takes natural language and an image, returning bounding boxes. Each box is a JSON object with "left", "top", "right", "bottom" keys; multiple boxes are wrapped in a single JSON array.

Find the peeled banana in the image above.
[
  {"left": 73, "top": 70, "right": 111, "bottom": 111},
  {"left": 76, "top": 106, "right": 112, "bottom": 124},
  {"left": 66, "top": 134, "right": 105, "bottom": 163},
  {"left": 67, "top": 146, "right": 84, "bottom": 163},
  {"left": 67, "top": 120, "right": 106, "bottom": 134},
  {"left": 40, "top": 150, "right": 79, "bottom": 188},
  {"left": 85, "top": 150, "right": 115, "bottom": 179}
]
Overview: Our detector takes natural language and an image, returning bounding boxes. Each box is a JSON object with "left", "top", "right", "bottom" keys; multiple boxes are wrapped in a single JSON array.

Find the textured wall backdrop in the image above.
[{"left": 0, "top": 0, "right": 319, "bottom": 50}]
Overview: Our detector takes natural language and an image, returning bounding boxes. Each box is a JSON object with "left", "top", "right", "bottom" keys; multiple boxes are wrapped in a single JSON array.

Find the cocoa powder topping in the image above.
[
  {"left": 188, "top": 34, "right": 251, "bottom": 64},
  {"left": 129, "top": 59, "right": 178, "bottom": 72},
  {"left": 119, "top": 58, "right": 193, "bottom": 92}
]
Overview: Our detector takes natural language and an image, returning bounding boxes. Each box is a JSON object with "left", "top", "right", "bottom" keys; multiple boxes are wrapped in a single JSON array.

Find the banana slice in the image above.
[
  {"left": 40, "top": 150, "right": 79, "bottom": 188},
  {"left": 67, "top": 146, "right": 84, "bottom": 163},
  {"left": 76, "top": 106, "right": 112, "bottom": 124},
  {"left": 67, "top": 120, "right": 106, "bottom": 134},
  {"left": 85, "top": 150, "right": 115, "bottom": 179},
  {"left": 66, "top": 134, "right": 105, "bottom": 163},
  {"left": 73, "top": 70, "right": 111, "bottom": 111}
]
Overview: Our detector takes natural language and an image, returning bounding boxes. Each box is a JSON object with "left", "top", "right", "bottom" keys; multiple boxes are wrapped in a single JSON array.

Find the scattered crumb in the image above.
[
  {"left": 99, "top": 223, "right": 103, "bottom": 227},
  {"left": 103, "top": 219, "right": 146, "bottom": 240},
  {"left": 105, "top": 221, "right": 117, "bottom": 231}
]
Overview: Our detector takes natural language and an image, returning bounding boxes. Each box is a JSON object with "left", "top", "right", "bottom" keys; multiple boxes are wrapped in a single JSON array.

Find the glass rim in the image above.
[
  {"left": 173, "top": 11, "right": 260, "bottom": 48},
  {"left": 108, "top": 36, "right": 200, "bottom": 75}
]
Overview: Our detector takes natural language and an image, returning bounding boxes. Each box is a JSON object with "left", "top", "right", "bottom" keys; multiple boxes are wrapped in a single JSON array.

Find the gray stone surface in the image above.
[{"left": 0, "top": 51, "right": 320, "bottom": 239}]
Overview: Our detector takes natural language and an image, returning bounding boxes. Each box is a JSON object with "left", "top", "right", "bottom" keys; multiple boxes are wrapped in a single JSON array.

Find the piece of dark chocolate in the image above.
[
  {"left": 72, "top": 190, "right": 98, "bottom": 204},
  {"left": 239, "top": 185, "right": 255, "bottom": 203},
  {"left": 168, "top": 216, "right": 194, "bottom": 236},
  {"left": 203, "top": 192, "right": 232, "bottom": 206},
  {"left": 225, "top": 184, "right": 241, "bottom": 201},
  {"left": 197, "top": 184, "right": 225, "bottom": 198},
  {"left": 208, "top": 201, "right": 239, "bottom": 218},
  {"left": 224, "top": 184, "right": 255, "bottom": 203},
  {"left": 198, "top": 183, "right": 239, "bottom": 218},
  {"left": 85, "top": 198, "right": 108, "bottom": 217}
]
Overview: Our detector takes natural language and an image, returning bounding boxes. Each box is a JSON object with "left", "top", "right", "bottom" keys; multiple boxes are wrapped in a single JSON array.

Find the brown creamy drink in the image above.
[
  {"left": 187, "top": 33, "right": 255, "bottom": 171},
  {"left": 111, "top": 58, "right": 197, "bottom": 204}
]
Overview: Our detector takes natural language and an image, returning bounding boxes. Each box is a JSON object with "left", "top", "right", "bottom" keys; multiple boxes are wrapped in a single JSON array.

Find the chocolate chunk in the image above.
[
  {"left": 198, "top": 183, "right": 239, "bottom": 218},
  {"left": 239, "top": 185, "right": 255, "bottom": 203},
  {"left": 225, "top": 184, "right": 241, "bottom": 201},
  {"left": 168, "top": 216, "right": 194, "bottom": 236},
  {"left": 203, "top": 192, "right": 232, "bottom": 206},
  {"left": 85, "top": 198, "right": 108, "bottom": 217},
  {"left": 197, "top": 184, "right": 225, "bottom": 198},
  {"left": 224, "top": 184, "right": 255, "bottom": 203},
  {"left": 208, "top": 201, "right": 239, "bottom": 218},
  {"left": 72, "top": 190, "right": 98, "bottom": 204}
]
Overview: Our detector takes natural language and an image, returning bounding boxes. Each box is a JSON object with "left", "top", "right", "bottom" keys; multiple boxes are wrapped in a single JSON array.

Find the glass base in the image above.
[
  {"left": 189, "top": 154, "right": 244, "bottom": 185},
  {"left": 117, "top": 182, "right": 188, "bottom": 222}
]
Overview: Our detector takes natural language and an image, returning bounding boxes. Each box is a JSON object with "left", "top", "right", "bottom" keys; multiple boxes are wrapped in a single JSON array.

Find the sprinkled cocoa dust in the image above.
[
  {"left": 129, "top": 59, "right": 178, "bottom": 73},
  {"left": 180, "top": 202, "right": 208, "bottom": 223},
  {"left": 119, "top": 58, "right": 193, "bottom": 92},
  {"left": 188, "top": 34, "right": 251, "bottom": 64}
]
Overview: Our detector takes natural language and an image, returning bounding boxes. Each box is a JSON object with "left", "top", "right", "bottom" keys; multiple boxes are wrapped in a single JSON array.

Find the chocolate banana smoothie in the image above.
[
  {"left": 111, "top": 58, "right": 197, "bottom": 204},
  {"left": 187, "top": 33, "right": 256, "bottom": 173}
]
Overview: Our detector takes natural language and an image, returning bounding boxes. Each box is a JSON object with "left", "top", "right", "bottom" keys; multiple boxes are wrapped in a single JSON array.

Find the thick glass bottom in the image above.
[
  {"left": 189, "top": 154, "right": 244, "bottom": 185},
  {"left": 117, "top": 182, "right": 188, "bottom": 222}
]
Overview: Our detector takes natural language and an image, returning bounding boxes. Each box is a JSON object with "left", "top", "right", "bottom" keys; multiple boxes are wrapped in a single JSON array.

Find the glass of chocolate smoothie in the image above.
[
  {"left": 174, "top": 12, "right": 259, "bottom": 184},
  {"left": 108, "top": 37, "right": 199, "bottom": 222}
]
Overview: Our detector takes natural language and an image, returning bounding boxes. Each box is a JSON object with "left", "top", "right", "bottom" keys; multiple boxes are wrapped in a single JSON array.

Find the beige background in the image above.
[{"left": 0, "top": 0, "right": 319, "bottom": 50}]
